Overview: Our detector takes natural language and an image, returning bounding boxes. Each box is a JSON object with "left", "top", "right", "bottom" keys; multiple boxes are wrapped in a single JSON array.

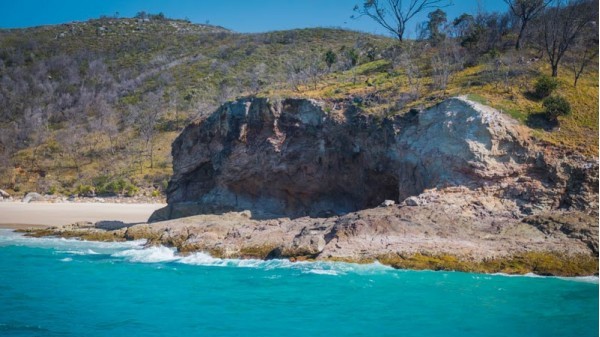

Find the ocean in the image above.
[{"left": 0, "top": 229, "right": 597, "bottom": 337}]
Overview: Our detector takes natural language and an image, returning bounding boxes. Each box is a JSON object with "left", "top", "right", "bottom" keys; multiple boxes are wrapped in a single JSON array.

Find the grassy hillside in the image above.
[
  {"left": 277, "top": 51, "right": 598, "bottom": 156},
  {"left": 0, "top": 17, "right": 390, "bottom": 196},
  {"left": 0, "top": 15, "right": 597, "bottom": 197}
]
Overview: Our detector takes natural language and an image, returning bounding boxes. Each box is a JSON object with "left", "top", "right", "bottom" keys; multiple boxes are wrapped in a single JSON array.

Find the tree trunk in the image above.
[
  {"left": 515, "top": 21, "right": 528, "bottom": 50},
  {"left": 551, "top": 64, "right": 558, "bottom": 77}
]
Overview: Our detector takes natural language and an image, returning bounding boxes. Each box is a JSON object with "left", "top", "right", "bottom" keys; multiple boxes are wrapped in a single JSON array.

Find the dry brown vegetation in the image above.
[{"left": 0, "top": 1, "right": 597, "bottom": 196}]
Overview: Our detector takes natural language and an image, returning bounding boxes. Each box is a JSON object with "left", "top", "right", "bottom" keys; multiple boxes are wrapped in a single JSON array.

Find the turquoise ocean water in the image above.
[{"left": 0, "top": 229, "right": 598, "bottom": 337}]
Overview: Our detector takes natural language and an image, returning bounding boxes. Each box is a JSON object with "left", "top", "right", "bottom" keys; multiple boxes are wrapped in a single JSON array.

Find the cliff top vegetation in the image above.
[{"left": 0, "top": 0, "right": 597, "bottom": 197}]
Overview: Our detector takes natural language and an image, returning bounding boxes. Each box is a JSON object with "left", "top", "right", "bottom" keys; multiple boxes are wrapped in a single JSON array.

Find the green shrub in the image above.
[
  {"left": 543, "top": 96, "right": 571, "bottom": 122},
  {"left": 75, "top": 184, "right": 95, "bottom": 197},
  {"left": 124, "top": 183, "right": 139, "bottom": 197},
  {"left": 93, "top": 176, "right": 138, "bottom": 196},
  {"left": 534, "top": 76, "right": 558, "bottom": 99},
  {"left": 105, "top": 179, "right": 127, "bottom": 194},
  {"left": 47, "top": 185, "right": 58, "bottom": 195}
]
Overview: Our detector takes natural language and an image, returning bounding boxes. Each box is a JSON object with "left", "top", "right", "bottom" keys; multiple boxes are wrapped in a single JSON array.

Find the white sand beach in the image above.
[{"left": 0, "top": 202, "right": 165, "bottom": 229}]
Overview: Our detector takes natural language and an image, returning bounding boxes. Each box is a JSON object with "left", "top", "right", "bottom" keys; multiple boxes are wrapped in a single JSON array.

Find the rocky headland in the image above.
[{"left": 21, "top": 96, "right": 599, "bottom": 276}]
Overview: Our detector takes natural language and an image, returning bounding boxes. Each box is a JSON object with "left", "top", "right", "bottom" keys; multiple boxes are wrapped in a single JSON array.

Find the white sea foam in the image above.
[
  {"left": 177, "top": 252, "right": 393, "bottom": 275},
  {"left": 306, "top": 269, "right": 339, "bottom": 276},
  {"left": 0, "top": 229, "right": 145, "bottom": 255},
  {"left": 492, "top": 272, "right": 599, "bottom": 283},
  {"left": 557, "top": 276, "right": 599, "bottom": 284},
  {"left": 10, "top": 230, "right": 594, "bottom": 280},
  {"left": 112, "top": 246, "right": 179, "bottom": 263},
  {"left": 58, "top": 249, "right": 100, "bottom": 256},
  {"left": 491, "top": 272, "right": 543, "bottom": 278},
  {"left": 177, "top": 252, "right": 236, "bottom": 267},
  {"left": 110, "top": 246, "right": 393, "bottom": 276}
]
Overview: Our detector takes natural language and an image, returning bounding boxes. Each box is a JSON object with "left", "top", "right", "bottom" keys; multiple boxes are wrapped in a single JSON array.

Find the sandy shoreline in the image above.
[
  {"left": 0, "top": 223, "right": 52, "bottom": 229},
  {"left": 0, "top": 202, "right": 165, "bottom": 228}
]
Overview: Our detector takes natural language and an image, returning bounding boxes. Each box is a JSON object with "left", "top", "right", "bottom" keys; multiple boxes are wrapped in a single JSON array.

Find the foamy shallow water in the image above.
[
  {"left": 0, "top": 229, "right": 598, "bottom": 337},
  {"left": 2, "top": 229, "right": 596, "bottom": 282}
]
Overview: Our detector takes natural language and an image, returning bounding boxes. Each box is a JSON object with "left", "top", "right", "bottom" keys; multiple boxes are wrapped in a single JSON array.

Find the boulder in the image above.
[
  {"left": 22, "top": 192, "right": 46, "bottom": 203},
  {"left": 0, "top": 189, "right": 10, "bottom": 198},
  {"left": 404, "top": 197, "right": 420, "bottom": 206},
  {"left": 95, "top": 220, "right": 128, "bottom": 231},
  {"left": 380, "top": 200, "right": 396, "bottom": 207},
  {"left": 152, "top": 96, "right": 596, "bottom": 222}
]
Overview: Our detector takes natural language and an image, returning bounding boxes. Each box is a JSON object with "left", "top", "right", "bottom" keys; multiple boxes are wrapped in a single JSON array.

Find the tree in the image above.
[
  {"left": 324, "top": 49, "right": 338, "bottom": 72},
  {"left": 565, "top": 21, "right": 598, "bottom": 86},
  {"left": 503, "top": 0, "right": 551, "bottom": 50},
  {"left": 431, "top": 38, "right": 461, "bottom": 92},
  {"left": 134, "top": 11, "right": 148, "bottom": 20},
  {"left": 452, "top": 13, "right": 475, "bottom": 40},
  {"left": 533, "top": 75, "right": 558, "bottom": 98},
  {"left": 451, "top": 11, "right": 511, "bottom": 56},
  {"left": 344, "top": 47, "right": 360, "bottom": 84},
  {"left": 248, "top": 63, "right": 267, "bottom": 94},
  {"left": 306, "top": 54, "right": 325, "bottom": 90},
  {"left": 426, "top": 9, "right": 447, "bottom": 44},
  {"left": 397, "top": 43, "right": 424, "bottom": 99},
  {"left": 538, "top": 0, "right": 597, "bottom": 77},
  {"left": 285, "top": 56, "right": 307, "bottom": 91},
  {"left": 542, "top": 96, "right": 571, "bottom": 122},
  {"left": 353, "top": 0, "right": 450, "bottom": 42},
  {"left": 134, "top": 90, "right": 165, "bottom": 170}
]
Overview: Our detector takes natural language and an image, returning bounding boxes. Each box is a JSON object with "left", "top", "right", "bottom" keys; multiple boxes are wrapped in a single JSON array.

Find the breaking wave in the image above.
[
  {"left": 111, "top": 245, "right": 393, "bottom": 276},
  {"left": 0, "top": 229, "right": 145, "bottom": 255},
  {"left": 2, "top": 229, "right": 597, "bottom": 281}
]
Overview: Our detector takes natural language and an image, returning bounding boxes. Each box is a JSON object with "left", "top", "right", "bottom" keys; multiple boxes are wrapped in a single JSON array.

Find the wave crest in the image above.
[
  {"left": 112, "top": 246, "right": 179, "bottom": 263},
  {"left": 111, "top": 246, "right": 393, "bottom": 275}
]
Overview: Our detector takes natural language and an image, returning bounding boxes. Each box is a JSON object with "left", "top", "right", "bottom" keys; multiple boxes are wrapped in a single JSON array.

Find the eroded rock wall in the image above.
[
  {"left": 151, "top": 96, "right": 597, "bottom": 221},
  {"left": 163, "top": 98, "right": 401, "bottom": 219}
]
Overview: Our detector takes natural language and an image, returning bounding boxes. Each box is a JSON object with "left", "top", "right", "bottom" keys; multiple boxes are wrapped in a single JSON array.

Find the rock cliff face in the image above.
[
  {"left": 151, "top": 96, "right": 597, "bottom": 222},
  {"left": 30, "top": 96, "right": 598, "bottom": 275}
]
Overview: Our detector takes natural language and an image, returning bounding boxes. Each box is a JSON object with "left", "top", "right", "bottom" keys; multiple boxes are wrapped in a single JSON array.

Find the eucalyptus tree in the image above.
[
  {"left": 353, "top": 0, "right": 450, "bottom": 42},
  {"left": 503, "top": 0, "right": 551, "bottom": 50},
  {"left": 537, "top": 0, "right": 597, "bottom": 77}
]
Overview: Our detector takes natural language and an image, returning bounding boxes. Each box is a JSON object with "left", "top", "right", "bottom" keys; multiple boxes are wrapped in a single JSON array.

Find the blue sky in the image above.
[{"left": 0, "top": 0, "right": 508, "bottom": 37}]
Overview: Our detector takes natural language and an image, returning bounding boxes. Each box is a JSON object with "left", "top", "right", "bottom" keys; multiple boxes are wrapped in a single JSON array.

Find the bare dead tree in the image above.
[
  {"left": 397, "top": 43, "right": 423, "bottom": 99},
  {"left": 539, "top": 0, "right": 597, "bottom": 77},
  {"left": 566, "top": 22, "right": 598, "bottom": 86},
  {"left": 503, "top": 0, "right": 551, "bottom": 50},
  {"left": 285, "top": 57, "right": 307, "bottom": 91},
  {"left": 305, "top": 54, "right": 325, "bottom": 90},
  {"left": 134, "top": 90, "right": 165, "bottom": 170},
  {"left": 431, "top": 38, "right": 461, "bottom": 93},
  {"left": 353, "top": 0, "right": 450, "bottom": 41},
  {"left": 248, "top": 63, "right": 267, "bottom": 95}
]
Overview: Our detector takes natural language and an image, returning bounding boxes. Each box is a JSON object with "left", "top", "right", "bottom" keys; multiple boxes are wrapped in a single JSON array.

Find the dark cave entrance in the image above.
[{"left": 361, "top": 170, "right": 400, "bottom": 209}]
